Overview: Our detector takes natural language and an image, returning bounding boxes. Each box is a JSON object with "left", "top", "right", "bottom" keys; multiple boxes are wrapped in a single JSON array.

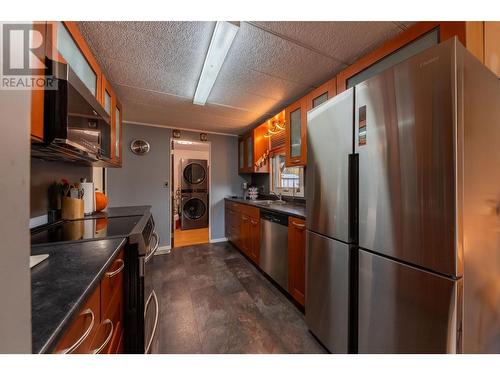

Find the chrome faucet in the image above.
[{"left": 270, "top": 191, "right": 283, "bottom": 202}]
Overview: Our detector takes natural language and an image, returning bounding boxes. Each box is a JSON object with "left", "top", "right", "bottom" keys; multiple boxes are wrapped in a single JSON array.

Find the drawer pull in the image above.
[
  {"left": 90, "top": 319, "right": 114, "bottom": 354},
  {"left": 105, "top": 259, "right": 124, "bottom": 278},
  {"left": 57, "top": 308, "right": 95, "bottom": 354},
  {"left": 292, "top": 221, "right": 306, "bottom": 229},
  {"left": 144, "top": 290, "right": 159, "bottom": 354}
]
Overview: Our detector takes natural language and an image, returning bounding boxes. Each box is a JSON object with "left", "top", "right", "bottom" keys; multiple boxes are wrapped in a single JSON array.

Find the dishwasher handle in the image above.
[{"left": 260, "top": 210, "right": 289, "bottom": 226}]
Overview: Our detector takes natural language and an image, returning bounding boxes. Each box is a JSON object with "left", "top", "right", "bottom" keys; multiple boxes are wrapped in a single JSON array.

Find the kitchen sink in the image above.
[{"left": 254, "top": 200, "right": 286, "bottom": 206}]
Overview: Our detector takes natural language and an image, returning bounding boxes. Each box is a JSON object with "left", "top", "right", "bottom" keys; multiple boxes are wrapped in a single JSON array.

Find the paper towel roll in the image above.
[{"left": 81, "top": 182, "right": 95, "bottom": 215}]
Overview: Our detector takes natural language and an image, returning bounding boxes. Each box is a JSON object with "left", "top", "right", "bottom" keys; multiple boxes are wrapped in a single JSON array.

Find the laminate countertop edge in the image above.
[
  {"left": 224, "top": 197, "right": 306, "bottom": 219},
  {"left": 31, "top": 237, "right": 127, "bottom": 354}
]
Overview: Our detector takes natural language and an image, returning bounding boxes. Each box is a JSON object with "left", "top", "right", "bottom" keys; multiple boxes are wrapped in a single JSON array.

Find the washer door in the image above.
[
  {"left": 183, "top": 163, "right": 206, "bottom": 185},
  {"left": 183, "top": 197, "right": 206, "bottom": 220}
]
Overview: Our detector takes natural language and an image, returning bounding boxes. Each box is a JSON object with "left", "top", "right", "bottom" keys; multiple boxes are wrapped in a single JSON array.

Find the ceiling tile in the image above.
[
  {"left": 77, "top": 21, "right": 409, "bottom": 134},
  {"left": 252, "top": 21, "right": 403, "bottom": 64}
]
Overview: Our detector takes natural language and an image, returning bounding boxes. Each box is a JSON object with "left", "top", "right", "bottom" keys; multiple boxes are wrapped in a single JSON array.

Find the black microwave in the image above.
[{"left": 32, "top": 58, "right": 111, "bottom": 163}]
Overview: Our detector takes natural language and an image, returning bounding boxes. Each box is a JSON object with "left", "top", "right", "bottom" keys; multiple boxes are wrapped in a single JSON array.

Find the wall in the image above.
[
  {"left": 107, "top": 124, "right": 171, "bottom": 247},
  {"left": 30, "top": 158, "right": 92, "bottom": 219},
  {"left": 107, "top": 123, "right": 246, "bottom": 247},
  {"left": 0, "top": 22, "right": 32, "bottom": 352}
]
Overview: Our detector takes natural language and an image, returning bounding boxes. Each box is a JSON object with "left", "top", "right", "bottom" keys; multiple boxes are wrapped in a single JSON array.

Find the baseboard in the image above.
[
  {"left": 209, "top": 237, "right": 228, "bottom": 243},
  {"left": 155, "top": 245, "right": 172, "bottom": 255}
]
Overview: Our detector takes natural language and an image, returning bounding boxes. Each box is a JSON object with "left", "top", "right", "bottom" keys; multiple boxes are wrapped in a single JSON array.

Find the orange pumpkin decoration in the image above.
[{"left": 95, "top": 191, "right": 108, "bottom": 212}]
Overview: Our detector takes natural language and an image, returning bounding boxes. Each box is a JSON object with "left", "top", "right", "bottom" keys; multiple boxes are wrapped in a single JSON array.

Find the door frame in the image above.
[{"left": 169, "top": 137, "right": 212, "bottom": 248}]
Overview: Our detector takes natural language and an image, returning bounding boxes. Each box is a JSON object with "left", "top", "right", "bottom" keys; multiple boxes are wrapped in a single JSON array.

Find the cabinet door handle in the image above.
[
  {"left": 144, "top": 290, "right": 159, "bottom": 354},
  {"left": 57, "top": 308, "right": 95, "bottom": 354},
  {"left": 291, "top": 159, "right": 301, "bottom": 164},
  {"left": 89, "top": 319, "right": 114, "bottom": 354},
  {"left": 292, "top": 221, "right": 306, "bottom": 229},
  {"left": 105, "top": 259, "right": 124, "bottom": 278}
]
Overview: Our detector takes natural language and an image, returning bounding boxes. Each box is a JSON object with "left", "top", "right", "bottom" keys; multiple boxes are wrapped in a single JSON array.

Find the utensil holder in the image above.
[{"left": 61, "top": 197, "right": 84, "bottom": 220}]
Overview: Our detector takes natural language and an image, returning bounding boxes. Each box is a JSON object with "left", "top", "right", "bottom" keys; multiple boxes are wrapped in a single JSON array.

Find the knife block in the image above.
[{"left": 61, "top": 197, "right": 84, "bottom": 220}]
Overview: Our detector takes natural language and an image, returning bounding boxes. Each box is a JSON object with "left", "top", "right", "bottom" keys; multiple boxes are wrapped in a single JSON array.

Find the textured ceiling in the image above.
[{"left": 78, "top": 21, "right": 412, "bottom": 135}]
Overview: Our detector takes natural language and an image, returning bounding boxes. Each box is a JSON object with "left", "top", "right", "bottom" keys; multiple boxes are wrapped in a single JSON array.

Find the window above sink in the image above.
[{"left": 270, "top": 153, "right": 304, "bottom": 198}]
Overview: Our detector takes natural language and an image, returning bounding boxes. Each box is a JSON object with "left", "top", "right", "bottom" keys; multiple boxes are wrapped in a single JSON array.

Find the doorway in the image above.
[{"left": 171, "top": 139, "right": 210, "bottom": 248}]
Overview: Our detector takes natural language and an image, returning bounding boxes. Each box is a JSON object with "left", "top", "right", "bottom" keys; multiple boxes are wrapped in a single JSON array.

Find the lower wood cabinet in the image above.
[
  {"left": 225, "top": 200, "right": 306, "bottom": 306},
  {"left": 288, "top": 217, "right": 306, "bottom": 306},
  {"left": 53, "top": 249, "right": 125, "bottom": 354},
  {"left": 225, "top": 200, "right": 260, "bottom": 264},
  {"left": 249, "top": 216, "right": 260, "bottom": 263},
  {"left": 53, "top": 285, "right": 101, "bottom": 354}
]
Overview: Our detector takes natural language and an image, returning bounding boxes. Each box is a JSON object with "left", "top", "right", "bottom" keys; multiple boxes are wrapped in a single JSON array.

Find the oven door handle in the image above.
[
  {"left": 145, "top": 231, "right": 159, "bottom": 264},
  {"left": 144, "top": 290, "right": 159, "bottom": 354}
]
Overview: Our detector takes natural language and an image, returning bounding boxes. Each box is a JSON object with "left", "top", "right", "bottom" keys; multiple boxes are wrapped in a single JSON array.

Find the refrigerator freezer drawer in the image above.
[
  {"left": 305, "top": 231, "right": 349, "bottom": 353},
  {"left": 358, "top": 250, "right": 461, "bottom": 353}
]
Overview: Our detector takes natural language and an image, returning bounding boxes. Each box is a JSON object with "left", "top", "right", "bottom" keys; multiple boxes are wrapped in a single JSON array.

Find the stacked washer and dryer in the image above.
[{"left": 180, "top": 159, "right": 209, "bottom": 230}]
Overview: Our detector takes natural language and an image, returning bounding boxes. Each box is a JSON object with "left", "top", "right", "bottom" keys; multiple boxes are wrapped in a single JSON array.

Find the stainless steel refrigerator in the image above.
[
  {"left": 305, "top": 87, "right": 356, "bottom": 354},
  {"left": 306, "top": 38, "right": 500, "bottom": 353}
]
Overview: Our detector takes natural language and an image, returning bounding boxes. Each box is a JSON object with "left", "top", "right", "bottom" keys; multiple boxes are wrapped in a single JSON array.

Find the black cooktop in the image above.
[{"left": 31, "top": 215, "right": 142, "bottom": 246}]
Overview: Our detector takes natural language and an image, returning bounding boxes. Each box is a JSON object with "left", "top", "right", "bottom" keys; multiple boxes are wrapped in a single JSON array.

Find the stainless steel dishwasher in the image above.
[{"left": 259, "top": 209, "right": 289, "bottom": 290}]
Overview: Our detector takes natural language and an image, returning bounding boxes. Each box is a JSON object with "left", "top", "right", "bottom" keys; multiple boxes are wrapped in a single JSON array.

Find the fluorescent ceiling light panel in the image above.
[{"left": 193, "top": 21, "right": 239, "bottom": 106}]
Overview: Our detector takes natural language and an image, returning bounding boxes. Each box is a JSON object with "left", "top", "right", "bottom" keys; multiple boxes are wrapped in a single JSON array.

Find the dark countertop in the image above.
[
  {"left": 83, "top": 205, "right": 151, "bottom": 219},
  {"left": 31, "top": 237, "right": 127, "bottom": 354},
  {"left": 225, "top": 197, "right": 306, "bottom": 219}
]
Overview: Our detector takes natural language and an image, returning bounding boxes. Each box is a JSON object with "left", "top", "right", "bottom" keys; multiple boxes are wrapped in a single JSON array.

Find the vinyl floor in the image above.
[{"left": 152, "top": 241, "right": 327, "bottom": 354}]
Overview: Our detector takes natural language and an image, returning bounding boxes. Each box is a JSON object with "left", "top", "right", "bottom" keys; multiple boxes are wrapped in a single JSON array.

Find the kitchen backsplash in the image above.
[
  {"left": 251, "top": 174, "right": 270, "bottom": 195},
  {"left": 30, "top": 158, "right": 92, "bottom": 218}
]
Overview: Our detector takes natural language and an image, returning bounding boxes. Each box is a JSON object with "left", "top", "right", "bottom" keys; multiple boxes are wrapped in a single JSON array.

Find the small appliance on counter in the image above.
[
  {"left": 79, "top": 178, "right": 95, "bottom": 215},
  {"left": 241, "top": 181, "right": 248, "bottom": 199}
]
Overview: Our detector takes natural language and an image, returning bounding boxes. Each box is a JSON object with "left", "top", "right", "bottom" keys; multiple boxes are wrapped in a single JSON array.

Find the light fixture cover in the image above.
[{"left": 193, "top": 21, "right": 239, "bottom": 106}]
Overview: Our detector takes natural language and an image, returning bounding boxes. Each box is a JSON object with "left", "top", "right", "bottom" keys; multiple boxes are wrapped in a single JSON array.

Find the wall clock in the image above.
[{"left": 130, "top": 139, "right": 150, "bottom": 155}]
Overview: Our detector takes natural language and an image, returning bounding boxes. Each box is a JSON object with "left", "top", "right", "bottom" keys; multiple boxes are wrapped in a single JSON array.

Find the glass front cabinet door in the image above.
[
  {"left": 285, "top": 97, "right": 308, "bottom": 167},
  {"left": 246, "top": 134, "right": 254, "bottom": 172},
  {"left": 114, "top": 100, "right": 122, "bottom": 166},
  {"left": 238, "top": 138, "right": 245, "bottom": 173}
]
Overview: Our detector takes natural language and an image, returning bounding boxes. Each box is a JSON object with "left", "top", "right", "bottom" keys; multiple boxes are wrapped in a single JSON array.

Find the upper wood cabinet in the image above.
[
  {"left": 484, "top": 22, "right": 500, "bottom": 77},
  {"left": 465, "top": 21, "right": 500, "bottom": 78},
  {"left": 285, "top": 96, "right": 308, "bottom": 167},
  {"left": 238, "top": 123, "right": 270, "bottom": 174},
  {"left": 30, "top": 21, "right": 123, "bottom": 167},
  {"left": 101, "top": 75, "right": 123, "bottom": 167},
  {"left": 238, "top": 137, "right": 245, "bottom": 173},
  {"left": 47, "top": 22, "right": 102, "bottom": 100},
  {"left": 30, "top": 22, "right": 47, "bottom": 142},
  {"left": 113, "top": 99, "right": 123, "bottom": 166},
  {"left": 307, "top": 78, "right": 337, "bottom": 111},
  {"left": 246, "top": 135, "right": 253, "bottom": 171}
]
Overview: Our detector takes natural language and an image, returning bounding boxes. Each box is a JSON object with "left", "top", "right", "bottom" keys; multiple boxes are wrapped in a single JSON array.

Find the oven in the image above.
[{"left": 125, "top": 213, "right": 160, "bottom": 354}]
